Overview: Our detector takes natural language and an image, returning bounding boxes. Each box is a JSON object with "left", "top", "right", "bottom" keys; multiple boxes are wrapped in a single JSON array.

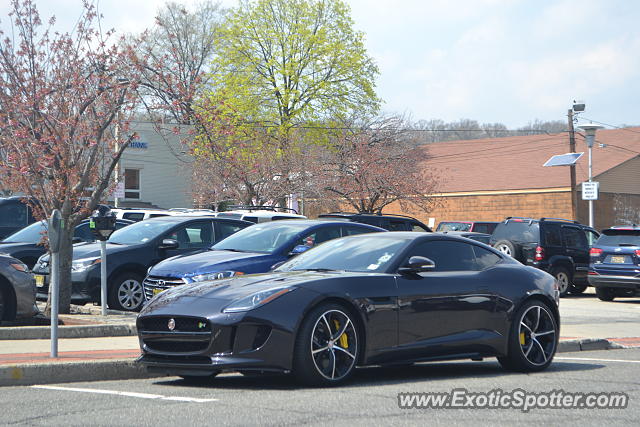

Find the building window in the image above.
[{"left": 124, "top": 168, "right": 140, "bottom": 199}]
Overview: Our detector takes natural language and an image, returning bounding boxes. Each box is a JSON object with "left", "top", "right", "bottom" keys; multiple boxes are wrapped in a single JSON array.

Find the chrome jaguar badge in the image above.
[{"left": 167, "top": 318, "right": 176, "bottom": 331}]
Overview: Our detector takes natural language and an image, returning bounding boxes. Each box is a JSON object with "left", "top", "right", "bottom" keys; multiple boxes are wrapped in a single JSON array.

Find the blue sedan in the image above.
[{"left": 142, "top": 220, "right": 385, "bottom": 300}]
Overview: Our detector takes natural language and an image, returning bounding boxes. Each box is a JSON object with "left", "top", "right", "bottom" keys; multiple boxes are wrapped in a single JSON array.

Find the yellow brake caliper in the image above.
[
  {"left": 519, "top": 332, "right": 526, "bottom": 345},
  {"left": 333, "top": 320, "right": 349, "bottom": 348}
]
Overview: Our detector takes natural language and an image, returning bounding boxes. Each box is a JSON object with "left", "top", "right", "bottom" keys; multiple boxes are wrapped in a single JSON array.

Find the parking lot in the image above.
[{"left": 1, "top": 348, "right": 638, "bottom": 426}]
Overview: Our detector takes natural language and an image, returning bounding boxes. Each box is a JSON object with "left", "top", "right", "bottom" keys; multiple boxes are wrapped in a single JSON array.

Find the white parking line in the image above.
[
  {"left": 31, "top": 385, "right": 218, "bottom": 403},
  {"left": 555, "top": 357, "right": 640, "bottom": 364}
]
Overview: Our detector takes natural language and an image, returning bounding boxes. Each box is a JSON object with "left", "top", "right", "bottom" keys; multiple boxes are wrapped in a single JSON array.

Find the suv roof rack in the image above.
[
  {"left": 320, "top": 211, "right": 420, "bottom": 221},
  {"left": 540, "top": 217, "right": 580, "bottom": 224},
  {"left": 225, "top": 205, "right": 300, "bottom": 215}
]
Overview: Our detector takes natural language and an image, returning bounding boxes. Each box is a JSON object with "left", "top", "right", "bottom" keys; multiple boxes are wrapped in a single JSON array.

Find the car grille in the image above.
[
  {"left": 143, "top": 275, "right": 186, "bottom": 300},
  {"left": 138, "top": 315, "right": 212, "bottom": 354}
]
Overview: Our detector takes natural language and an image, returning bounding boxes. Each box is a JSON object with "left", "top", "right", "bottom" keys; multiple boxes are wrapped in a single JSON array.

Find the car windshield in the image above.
[
  {"left": 2, "top": 220, "right": 46, "bottom": 243},
  {"left": 212, "top": 222, "right": 310, "bottom": 253},
  {"left": 437, "top": 222, "right": 472, "bottom": 232},
  {"left": 108, "top": 220, "right": 177, "bottom": 245},
  {"left": 597, "top": 230, "right": 640, "bottom": 247},
  {"left": 276, "top": 235, "right": 408, "bottom": 273}
]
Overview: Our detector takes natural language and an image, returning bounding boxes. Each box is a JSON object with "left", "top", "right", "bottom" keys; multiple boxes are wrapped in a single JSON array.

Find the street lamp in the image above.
[{"left": 577, "top": 123, "right": 604, "bottom": 228}]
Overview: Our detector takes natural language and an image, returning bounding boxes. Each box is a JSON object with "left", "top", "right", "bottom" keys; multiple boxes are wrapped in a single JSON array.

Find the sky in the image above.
[{"left": 1, "top": 0, "right": 638, "bottom": 129}]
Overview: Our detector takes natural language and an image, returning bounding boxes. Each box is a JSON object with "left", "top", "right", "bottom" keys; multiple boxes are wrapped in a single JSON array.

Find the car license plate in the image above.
[
  {"left": 611, "top": 255, "right": 626, "bottom": 264},
  {"left": 35, "top": 274, "right": 45, "bottom": 287},
  {"left": 152, "top": 288, "right": 164, "bottom": 296}
]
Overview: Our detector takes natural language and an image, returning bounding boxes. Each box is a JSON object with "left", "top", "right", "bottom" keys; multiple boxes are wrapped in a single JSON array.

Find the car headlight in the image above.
[
  {"left": 223, "top": 287, "right": 293, "bottom": 313},
  {"left": 71, "top": 257, "right": 101, "bottom": 272},
  {"left": 190, "top": 271, "right": 244, "bottom": 283}
]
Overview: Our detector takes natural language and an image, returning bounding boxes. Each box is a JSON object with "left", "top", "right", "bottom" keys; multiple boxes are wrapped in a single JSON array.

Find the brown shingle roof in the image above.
[{"left": 422, "top": 127, "right": 640, "bottom": 193}]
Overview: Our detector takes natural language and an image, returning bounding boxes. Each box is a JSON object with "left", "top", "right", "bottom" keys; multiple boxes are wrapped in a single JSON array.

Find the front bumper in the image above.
[
  {"left": 588, "top": 273, "right": 640, "bottom": 290},
  {"left": 33, "top": 267, "right": 98, "bottom": 304}
]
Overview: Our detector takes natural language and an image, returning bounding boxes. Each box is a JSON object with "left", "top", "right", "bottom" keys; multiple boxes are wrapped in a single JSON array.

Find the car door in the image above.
[
  {"left": 160, "top": 221, "right": 215, "bottom": 259},
  {"left": 395, "top": 239, "right": 496, "bottom": 359},
  {"left": 214, "top": 220, "right": 249, "bottom": 243},
  {"left": 561, "top": 225, "right": 590, "bottom": 282}
]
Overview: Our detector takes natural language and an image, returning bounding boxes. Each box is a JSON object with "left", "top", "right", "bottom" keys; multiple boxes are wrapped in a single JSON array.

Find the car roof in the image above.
[
  {"left": 242, "top": 219, "right": 385, "bottom": 229},
  {"left": 218, "top": 210, "right": 306, "bottom": 218},
  {"left": 440, "top": 231, "right": 491, "bottom": 237},
  {"left": 138, "top": 215, "right": 249, "bottom": 224}
]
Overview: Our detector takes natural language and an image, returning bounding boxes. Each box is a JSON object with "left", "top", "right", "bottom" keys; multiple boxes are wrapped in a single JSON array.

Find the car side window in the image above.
[
  {"left": 123, "top": 212, "right": 145, "bottom": 221},
  {"left": 294, "top": 226, "right": 342, "bottom": 249},
  {"left": 542, "top": 223, "right": 562, "bottom": 246},
  {"left": 388, "top": 220, "right": 409, "bottom": 231},
  {"left": 168, "top": 222, "right": 213, "bottom": 249},
  {"left": 408, "top": 240, "right": 476, "bottom": 272},
  {"left": 411, "top": 222, "right": 430, "bottom": 232},
  {"left": 585, "top": 230, "right": 599, "bottom": 246},
  {"left": 74, "top": 223, "right": 94, "bottom": 241},
  {"left": 216, "top": 222, "right": 246, "bottom": 242},
  {"left": 472, "top": 245, "right": 502, "bottom": 270},
  {"left": 562, "top": 227, "right": 588, "bottom": 250},
  {"left": 342, "top": 226, "right": 372, "bottom": 236}
]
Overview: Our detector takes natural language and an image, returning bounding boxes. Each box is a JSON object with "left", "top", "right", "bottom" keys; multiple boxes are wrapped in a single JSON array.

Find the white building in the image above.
[{"left": 113, "top": 121, "right": 194, "bottom": 209}]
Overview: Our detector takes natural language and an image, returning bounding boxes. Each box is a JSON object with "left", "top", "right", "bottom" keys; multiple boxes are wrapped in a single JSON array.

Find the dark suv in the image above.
[
  {"left": 0, "top": 197, "right": 37, "bottom": 239},
  {"left": 317, "top": 212, "right": 432, "bottom": 232},
  {"left": 490, "top": 217, "right": 599, "bottom": 296},
  {"left": 589, "top": 226, "right": 640, "bottom": 301}
]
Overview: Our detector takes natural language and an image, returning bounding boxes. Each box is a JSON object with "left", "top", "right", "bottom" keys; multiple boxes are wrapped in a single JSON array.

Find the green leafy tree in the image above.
[{"left": 206, "top": 0, "right": 379, "bottom": 143}]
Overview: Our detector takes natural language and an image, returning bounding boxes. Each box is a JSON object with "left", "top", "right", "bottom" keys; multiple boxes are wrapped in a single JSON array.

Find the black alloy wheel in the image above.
[
  {"left": 293, "top": 303, "right": 359, "bottom": 386},
  {"left": 498, "top": 300, "right": 558, "bottom": 372}
]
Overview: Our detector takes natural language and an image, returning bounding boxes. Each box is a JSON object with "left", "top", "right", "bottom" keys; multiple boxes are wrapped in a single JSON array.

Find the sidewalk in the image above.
[{"left": 1, "top": 299, "right": 639, "bottom": 387}]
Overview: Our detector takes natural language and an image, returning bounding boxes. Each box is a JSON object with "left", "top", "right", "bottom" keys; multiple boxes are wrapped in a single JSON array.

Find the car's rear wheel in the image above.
[
  {"left": 293, "top": 303, "right": 359, "bottom": 386},
  {"left": 551, "top": 267, "right": 571, "bottom": 297},
  {"left": 108, "top": 272, "right": 145, "bottom": 311},
  {"left": 498, "top": 300, "right": 558, "bottom": 372},
  {"left": 595, "top": 287, "right": 616, "bottom": 301},
  {"left": 493, "top": 240, "right": 516, "bottom": 257}
]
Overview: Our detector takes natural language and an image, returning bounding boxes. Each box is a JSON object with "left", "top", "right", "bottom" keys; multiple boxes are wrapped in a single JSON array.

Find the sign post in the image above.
[{"left": 48, "top": 210, "right": 63, "bottom": 358}]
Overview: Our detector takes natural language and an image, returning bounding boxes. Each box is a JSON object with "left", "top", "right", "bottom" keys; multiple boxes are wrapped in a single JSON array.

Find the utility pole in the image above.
[{"left": 567, "top": 108, "right": 577, "bottom": 220}]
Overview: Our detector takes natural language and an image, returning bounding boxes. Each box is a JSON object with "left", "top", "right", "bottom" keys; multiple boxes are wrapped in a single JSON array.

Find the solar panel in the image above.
[{"left": 543, "top": 152, "right": 584, "bottom": 167}]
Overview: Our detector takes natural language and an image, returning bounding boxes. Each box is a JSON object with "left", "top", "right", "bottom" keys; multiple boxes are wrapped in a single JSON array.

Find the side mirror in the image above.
[
  {"left": 288, "top": 244, "right": 310, "bottom": 257},
  {"left": 398, "top": 256, "right": 436, "bottom": 274},
  {"left": 159, "top": 238, "right": 179, "bottom": 250}
]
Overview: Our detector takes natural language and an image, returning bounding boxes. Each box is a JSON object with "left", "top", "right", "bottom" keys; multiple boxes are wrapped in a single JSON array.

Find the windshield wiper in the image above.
[
  {"left": 300, "top": 268, "right": 337, "bottom": 272},
  {"left": 221, "top": 248, "right": 247, "bottom": 252}
]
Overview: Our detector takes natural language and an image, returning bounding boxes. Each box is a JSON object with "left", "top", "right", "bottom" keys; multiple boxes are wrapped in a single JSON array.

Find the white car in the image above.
[
  {"left": 109, "top": 208, "right": 173, "bottom": 222},
  {"left": 215, "top": 207, "right": 306, "bottom": 223}
]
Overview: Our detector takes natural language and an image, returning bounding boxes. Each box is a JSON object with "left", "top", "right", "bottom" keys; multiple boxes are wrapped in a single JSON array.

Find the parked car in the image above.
[
  {"left": 137, "top": 232, "right": 560, "bottom": 385},
  {"left": 0, "top": 218, "right": 133, "bottom": 269},
  {"left": 0, "top": 253, "right": 37, "bottom": 322},
  {"left": 110, "top": 208, "right": 173, "bottom": 222},
  {"left": 32, "top": 216, "right": 252, "bottom": 311},
  {"left": 0, "top": 197, "right": 37, "bottom": 240},
  {"left": 435, "top": 221, "right": 499, "bottom": 234},
  {"left": 318, "top": 212, "right": 432, "bottom": 232},
  {"left": 143, "top": 220, "right": 385, "bottom": 300},
  {"left": 440, "top": 231, "right": 492, "bottom": 245},
  {"left": 588, "top": 226, "right": 640, "bottom": 301},
  {"left": 490, "top": 217, "right": 599, "bottom": 297},
  {"left": 216, "top": 206, "right": 306, "bottom": 223}
]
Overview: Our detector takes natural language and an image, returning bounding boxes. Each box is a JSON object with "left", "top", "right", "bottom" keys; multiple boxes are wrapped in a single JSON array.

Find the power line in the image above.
[{"left": 579, "top": 117, "right": 640, "bottom": 135}]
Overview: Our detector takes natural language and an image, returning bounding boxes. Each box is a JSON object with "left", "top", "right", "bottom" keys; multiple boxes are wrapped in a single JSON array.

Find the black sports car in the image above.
[{"left": 137, "top": 232, "right": 560, "bottom": 386}]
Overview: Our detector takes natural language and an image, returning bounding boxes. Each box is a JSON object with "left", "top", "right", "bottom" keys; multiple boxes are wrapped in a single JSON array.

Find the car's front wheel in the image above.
[
  {"left": 293, "top": 303, "right": 359, "bottom": 386},
  {"left": 108, "top": 272, "right": 145, "bottom": 311},
  {"left": 595, "top": 287, "right": 616, "bottom": 301},
  {"left": 498, "top": 300, "right": 558, "bottom": 372}
]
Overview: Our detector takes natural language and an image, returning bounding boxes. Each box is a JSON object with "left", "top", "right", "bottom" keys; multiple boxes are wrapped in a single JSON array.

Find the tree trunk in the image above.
[{"left": 44, "top": 223, "right": 74, "bottom": 316}]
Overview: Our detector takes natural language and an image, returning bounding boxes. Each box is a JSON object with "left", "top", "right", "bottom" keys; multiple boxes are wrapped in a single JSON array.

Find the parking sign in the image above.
[{"left": 582, "top": 182, "right": 599, "bottom": 200}]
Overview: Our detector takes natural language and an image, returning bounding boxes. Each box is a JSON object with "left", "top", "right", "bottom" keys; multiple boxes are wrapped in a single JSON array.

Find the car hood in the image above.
[
  {"left": 141, "top": 270, "right": 353, "bottom": 313},
  {"left": 0, "top": 242, "right": 38, "bottom": 252},
  {"left": 150, "top": 250, "right": 277, "bottom": 277}
]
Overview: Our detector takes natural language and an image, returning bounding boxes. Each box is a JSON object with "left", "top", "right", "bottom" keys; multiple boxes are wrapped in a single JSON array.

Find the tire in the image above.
[
  {"left": 493, "top": 240, "right": 520, "bottom": 261},
  {"left": 108, "top": 272, "right": 145, "bottom": 311},
  {"left": 596, "top": 287, "right": 615, "bottom": 302},
  {"left": 498, "top": 300, "right": 558, "bottom": 372},
  {"left": 179, "top": 371, "right": 220, "bottom": 383},
  {"left": 293, "top": 303, "right": 360, "bottom": 386},
  {"left": 551, "top": 266, "right": 571, "bottom": 297},
  {"left": 0, "top": 285, "right": 6, "bottom": 321},
  {"left": 570, "top": 283, "right": 588, "bottom": 295}
]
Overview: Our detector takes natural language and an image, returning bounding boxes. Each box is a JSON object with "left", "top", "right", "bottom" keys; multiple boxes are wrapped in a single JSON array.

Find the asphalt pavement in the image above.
[{"left": 1, "top": 348, "right": 639, "bottom": 425}]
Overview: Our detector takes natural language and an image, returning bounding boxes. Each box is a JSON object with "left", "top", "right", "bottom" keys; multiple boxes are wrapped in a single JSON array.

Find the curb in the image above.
[
  {"left": 558, "top": 338, "right": 628, "bottom": 353},
  {"left": 0, "top": 324, "right": 137, "bottom": 340},
  {"left": 0, "top": 359, "right": 162, "bottom": 387}
]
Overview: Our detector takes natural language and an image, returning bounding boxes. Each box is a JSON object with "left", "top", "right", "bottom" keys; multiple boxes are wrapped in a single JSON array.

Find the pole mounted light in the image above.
[{"left": 577, "top": 123, "right": 604, "bottom": 228}]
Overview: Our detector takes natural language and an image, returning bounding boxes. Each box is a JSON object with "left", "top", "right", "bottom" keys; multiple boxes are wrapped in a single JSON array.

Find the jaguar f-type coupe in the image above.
[{"left": 137, "top": 232, "right": 560, "bottom": 386}]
